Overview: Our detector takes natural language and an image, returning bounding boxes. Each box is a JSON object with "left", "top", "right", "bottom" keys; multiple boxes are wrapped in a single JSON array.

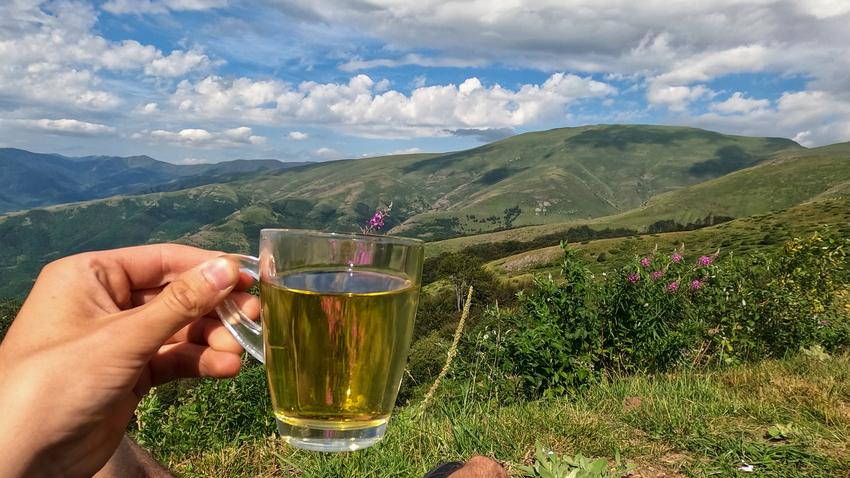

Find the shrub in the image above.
[
  {"left": 496, "top": 244, "right": 601, "bottom": 397},
  {"left": 599, "top": 245, "right": 711, "bottom": 372},
  {"left": 397, "top": 332, "right": 450, "bottom": 404},
  {"left": 133, "top": 361, "right": 275, "bottom": 460}
]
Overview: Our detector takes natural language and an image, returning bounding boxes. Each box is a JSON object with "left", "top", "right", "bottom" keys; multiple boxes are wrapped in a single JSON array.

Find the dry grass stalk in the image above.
[{"left": 419, "top": 285, "right": 474, "bottom": 413}]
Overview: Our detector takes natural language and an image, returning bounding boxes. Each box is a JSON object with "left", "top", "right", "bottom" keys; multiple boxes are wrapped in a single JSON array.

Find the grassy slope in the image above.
[
  {"left": 488, "top": 196, "right": 850, "bottom": 284},
  {"left": 428, "top": 142, "right": 850, "bottom": 258},
  {"left": 143, "top": 355, "right": 850, "bottom": 477}
]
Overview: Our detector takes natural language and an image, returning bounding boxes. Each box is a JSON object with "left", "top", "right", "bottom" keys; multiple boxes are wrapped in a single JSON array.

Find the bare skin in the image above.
[{"left": 0, "top": 244, "right": 505, "bottom": 477}]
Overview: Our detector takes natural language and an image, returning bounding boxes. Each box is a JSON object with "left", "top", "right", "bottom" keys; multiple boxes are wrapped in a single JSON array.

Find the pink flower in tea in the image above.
[
  {"left": 640, "top": 257, "right": 652, "bottom": 268},
  {"left": 667, "top": 281, "right": 680, "bottom": 292},
  {"left": 697, "top": 255, "right": 714, "bottom": 266},
  {"left": 690, "top": 279, "right": 703, "bottom": 290},
  {"left": 627, "top": 273, "right": 640, "bottom": 284},
  {"left": 671, "top": 252, "right": 683, "bottom": 263},
  {"left": 650, "top": 270, "right": 664, "bottom": 280}
]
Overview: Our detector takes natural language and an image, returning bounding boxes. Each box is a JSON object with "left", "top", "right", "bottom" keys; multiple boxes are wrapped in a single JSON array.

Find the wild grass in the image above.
[{"left": 138, "top": 354, "right": 850, "bottom": 477}]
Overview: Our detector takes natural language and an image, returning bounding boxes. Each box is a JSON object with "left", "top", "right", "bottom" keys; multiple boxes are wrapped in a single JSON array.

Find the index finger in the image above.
[{"left": 100, "top": 243, "right": 224, "bottom": 290}]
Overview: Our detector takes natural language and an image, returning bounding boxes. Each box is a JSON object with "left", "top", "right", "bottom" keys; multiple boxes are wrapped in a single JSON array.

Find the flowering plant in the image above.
[{"left": 361, "top": 202, "right": 392, "bottom": 234}]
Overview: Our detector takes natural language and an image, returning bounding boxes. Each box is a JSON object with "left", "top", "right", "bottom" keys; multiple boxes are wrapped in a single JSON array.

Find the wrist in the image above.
[{"left": 0, "top": 368, "right": 59, "bottom": 477}]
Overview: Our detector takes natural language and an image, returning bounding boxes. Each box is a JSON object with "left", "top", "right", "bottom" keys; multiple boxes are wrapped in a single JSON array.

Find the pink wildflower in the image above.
[
  {"left": 368, "top": 211, "right": 385, "bottom": 230},
  {"left": 697, "top": 255, "right": 714, "bottom": 266},
  {"left": 671, "top": 252, "right": 683, "bottom": 263},
  {"left": 667, "top": 281, "right": 680, "bottom": 292},
  {"left": 640, "top": 257, "right": 651, "bottom": 268},
  {"left": 650, "top": 270, "right": 664, "bottom": 280},
  {"left": 690, "top": 279, "right": 703, "bottom": 290},
  {"left": 627, "top": 273, "right": 640, "bottom": 284}
]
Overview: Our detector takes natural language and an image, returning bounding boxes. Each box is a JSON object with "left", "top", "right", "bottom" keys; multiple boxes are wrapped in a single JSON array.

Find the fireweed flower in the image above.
[
  {"left": 690, "top": 279, "right": 703, "bottom": 290},
  {"left": 651, "top": 270, "right": 664, "bottom": 280},
  {"left": 697, "top": 255, "right": 714, "bottom": 266},
  {"left": 667, "top": 281, "right": 680, "bottom": 292},
  {"left": 362, "top": 203, "right": 392, "bottom": 234},
  {"left": 640, "top": 257, "right": 652, "bottom": 268},
  {"left": 671, "top": 252, "right": 683, "bottom": 263},
  {"left": 369, "top": 211, "right": 384, "bottom": 229},
  {"left": 627, "top": 273, "right": 640, "bottom": 284}
]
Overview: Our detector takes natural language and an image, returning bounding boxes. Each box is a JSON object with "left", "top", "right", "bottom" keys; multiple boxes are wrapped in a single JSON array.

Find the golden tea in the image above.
[{"left": 260, "top": 269, "right": 418, "bottom": 432}]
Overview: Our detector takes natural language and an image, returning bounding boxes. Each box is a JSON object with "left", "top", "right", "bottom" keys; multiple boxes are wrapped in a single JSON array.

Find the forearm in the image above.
[{"left": 93, "top": 435, "right": 174, "bottom": 478}]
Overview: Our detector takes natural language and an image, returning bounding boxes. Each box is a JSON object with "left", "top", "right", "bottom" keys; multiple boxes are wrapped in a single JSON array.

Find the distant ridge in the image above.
[{"left": 0, "top": 148, "right": 305, "bottom": 213}]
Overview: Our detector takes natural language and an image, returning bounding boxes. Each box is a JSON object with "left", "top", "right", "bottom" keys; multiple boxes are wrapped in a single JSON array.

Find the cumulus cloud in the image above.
[
  {"left": 168, "top": 73, "right": 615, "bottom": 137},
  {"left": 0, "top": 1, "right": 213, "bottom": 118},
  {"left": 692, "top": 89, "right": 850, "bottom": 146},
  {"left": 265, "top": 0, "right": 850, "bottom": 140},
  {"left": 314, "top": 147, "right": 342, "bottom": 159},
  {"left": 710, "top": 92, "right": 771, "bottom": 115},
  {"left": 132, "top": 126, "right": 266, "bottom": 147},
  {"left": 647, "top": 84, "right": 714, "bottom": 112},
  {"left": 288, "top": 131, "right": 308, "bottom": 140},
  {"left": 144, "top": 49, "right": 211, "bottom": 77},
  {"left": 9, "top": 118, "right": 116, "bottom": 136}
]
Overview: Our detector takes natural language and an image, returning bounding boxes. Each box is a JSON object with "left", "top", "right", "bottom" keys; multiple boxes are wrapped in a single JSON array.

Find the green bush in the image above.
[
  {"left": 397, "top": 332, "right": 450, "bottom": 404},
  {"left": 133, "top": 361, "right": 275, "bottom": 460},
  {"left": 495, "top": 244, "right": 601, "bottom": 397}
]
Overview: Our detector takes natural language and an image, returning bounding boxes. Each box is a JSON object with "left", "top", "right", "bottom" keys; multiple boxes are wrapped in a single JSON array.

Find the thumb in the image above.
[{"left": 127, "top": 257, "right": 240, "bottom": 350}]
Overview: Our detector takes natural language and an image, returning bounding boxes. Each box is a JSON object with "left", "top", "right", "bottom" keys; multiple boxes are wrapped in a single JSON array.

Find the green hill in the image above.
[
  {"left": 0, "top": 125, "right": 810, "bottom": 297},
  {"left": 428, "top": 142, "right": 850, "bottom": 258}
]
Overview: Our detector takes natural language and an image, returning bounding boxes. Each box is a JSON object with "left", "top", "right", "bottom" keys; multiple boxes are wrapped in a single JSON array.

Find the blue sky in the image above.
[{"left": 1, "top": 1, "right": 849, "bottom": 164}]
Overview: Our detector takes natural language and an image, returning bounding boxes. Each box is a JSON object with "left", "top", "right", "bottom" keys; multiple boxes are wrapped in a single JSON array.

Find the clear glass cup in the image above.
[{"left": 216, "top": 229, "right": 424, "bottom": 452}]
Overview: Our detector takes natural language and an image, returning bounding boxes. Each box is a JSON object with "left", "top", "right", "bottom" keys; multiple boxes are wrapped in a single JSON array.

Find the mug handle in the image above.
[{"left": 215, "top": 254, "right": 265, "bottom": 363}]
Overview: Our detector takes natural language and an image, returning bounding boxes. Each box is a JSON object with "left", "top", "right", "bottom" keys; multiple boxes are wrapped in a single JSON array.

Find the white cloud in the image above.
[
  {"left": 0, "top": 1, "right": 213, "bottom": 119},
  {"left": 314, "top": 147, "right": 342, "bottom": 159},
  {"left": 144, "top": 49, "right": 211, "bottom": 77},
  {"left": 168, "top": 73, "right": 616, "bottom": 137},
  {"left": 647, "top": 84, "right": 713, "bottom": 112},
  {"left": 140, "top": 102, "right": 159, "bottom": 114},
  {"left": 174, "top": 157, "right": 214, "bottom": 165},
  {"left": 102, "top": 0, "right": 228, "bottom": 15},
  {"left": 133, "top": 126, "right": 266, "bottom": 147},
  {"left": 388, "top": 147, "right": 422, "bottom": 155},
  {"left": 692, "top": 89, "right": 850, "bottom": 146},
  {"left": 288, "top": 131, "right": 308, "bottom": 140},
  {"left": 710, "top": 92, "right": 770, "bottom": 114},
  {"left": 9, "top": 118, "right": 116, "bottom": 136}
]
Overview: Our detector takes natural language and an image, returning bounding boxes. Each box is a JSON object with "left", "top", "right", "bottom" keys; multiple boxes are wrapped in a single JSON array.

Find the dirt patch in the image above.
[
  {"left": 623, "top": 396, "right": 644, "bottom": 412},
  {"left": 498, "top": 246, "right": 562, "bottom": 272},
  {"left": 629, "top": 453, "right": 690, "bottom": 477}
]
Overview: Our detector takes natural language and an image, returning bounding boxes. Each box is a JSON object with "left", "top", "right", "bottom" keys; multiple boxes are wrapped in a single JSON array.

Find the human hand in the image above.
[{"left": 0, "top": 244, "right": 257, "bottom": 478}]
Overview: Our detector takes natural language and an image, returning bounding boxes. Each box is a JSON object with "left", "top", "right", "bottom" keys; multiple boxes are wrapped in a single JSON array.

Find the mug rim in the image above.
[{"left": 259, "top": 228, "right": 424, "bottom": 247}]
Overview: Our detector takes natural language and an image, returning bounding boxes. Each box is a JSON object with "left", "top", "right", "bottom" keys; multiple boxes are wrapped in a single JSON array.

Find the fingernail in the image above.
[{"left": 201, "top": 258, "right": 236, "bottom": 290}]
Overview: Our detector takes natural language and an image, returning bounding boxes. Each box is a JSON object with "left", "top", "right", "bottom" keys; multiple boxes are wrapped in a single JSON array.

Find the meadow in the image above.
[{"left": 5, "top": 227, "right": 847, "bottom": 477}]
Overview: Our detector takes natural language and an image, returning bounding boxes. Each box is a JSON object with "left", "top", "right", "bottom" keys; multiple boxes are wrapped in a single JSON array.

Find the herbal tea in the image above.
[{"left": 261, "top": 269, "right": 418, "bottom": 431}]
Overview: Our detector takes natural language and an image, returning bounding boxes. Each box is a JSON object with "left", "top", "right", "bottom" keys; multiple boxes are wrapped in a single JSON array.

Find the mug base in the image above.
[{"left": 277, "top": 418, "right": 387, "bottom": 452}]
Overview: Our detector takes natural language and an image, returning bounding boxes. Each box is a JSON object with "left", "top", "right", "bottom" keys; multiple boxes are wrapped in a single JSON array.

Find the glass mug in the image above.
[{"left": 215, "top": 229, "right": 424, "bottom": 452}]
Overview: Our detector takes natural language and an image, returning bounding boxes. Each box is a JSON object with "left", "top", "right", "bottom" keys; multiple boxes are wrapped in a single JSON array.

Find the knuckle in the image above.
[{"left": 163, "top": 280, "right": 206, "bottom": 317}]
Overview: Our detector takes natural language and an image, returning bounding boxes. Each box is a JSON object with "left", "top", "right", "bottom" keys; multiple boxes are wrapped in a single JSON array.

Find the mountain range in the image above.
[
  {"left": 0, "top": 148, "right": 308, "bottom": 213},
  {"left": 2, "top": 124, "right": 849, "bottom": 298}
]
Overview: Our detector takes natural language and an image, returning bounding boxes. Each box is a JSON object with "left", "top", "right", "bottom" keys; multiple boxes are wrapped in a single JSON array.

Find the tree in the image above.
[{"left": 435, "top": 253, "right": 498, "bottom": 311}]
